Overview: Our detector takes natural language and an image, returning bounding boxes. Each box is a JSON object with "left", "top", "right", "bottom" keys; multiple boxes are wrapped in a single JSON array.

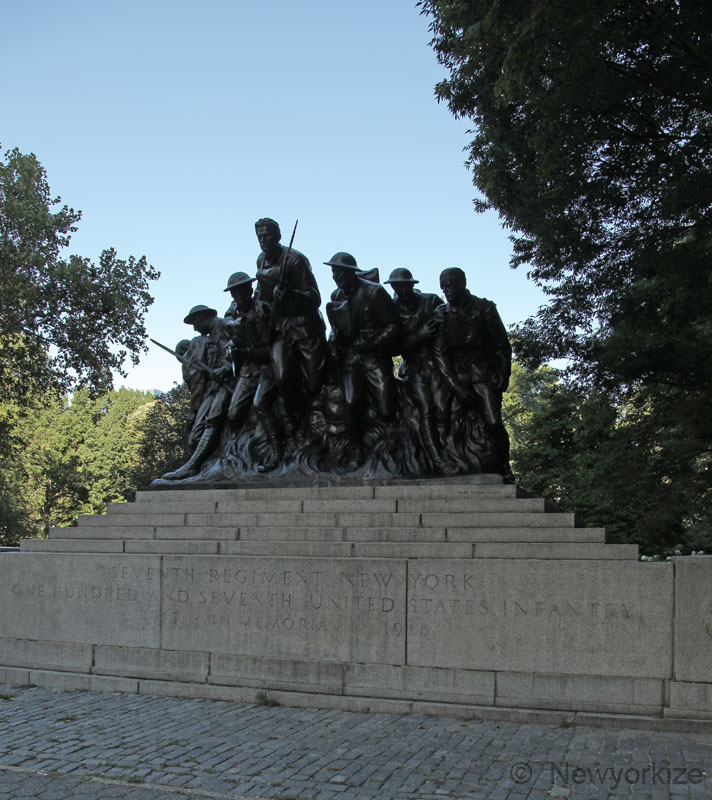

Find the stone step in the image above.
[
  {"left": 52, "top": 525, "right": 160, "bottom": 539},
  {"left": 134, "top": 479, "right": 516, "bottom": 504},
  {"left": 49, "top": 524, "right": 605, "bottom": 545},
  {"left": 107, "top": 499, "right": 397, "bottom": 515},
  {"left": 79, "top": 513, "right": 190, "bottom": 528},
  {"left": 238, "top": 526, "right": 605, "bottom": 544},
  {"left": 21, "top": 538, "right": 126, "bottom": 552},
  {"left": 219, "top": 541, "right": 475, "bottom": 559},
  {"left": 397, "top": 498, "right": 545, "bottom": 513},
  {"left": 20, "top": 538, "right": 638, "bottom": 561},
  {"left": 421, "top": 512, "right": 576, "bottom": 528},
  {"left": 79, "top": 510, "right": 574, "bottom": 529},
  {"left": 217, "top": 541, "right": 634, "bottom": 559},
  {"left": 21, "top": 537, "right": 629, "bottom": 559},
  {"left": 375, "top": 482, "right": 516, "bottom": 499},
  {"left": 54, "top": 525, "right": 238, "bottom": 541},
  {"left": 472, "top": 543, "right": 638, "bottom": 560},
  {"left": 108, "top": 496, "right": 545, "bottom": 516},
  {"left": 444, "top": 527, "right": 605, "bottom": 543}
]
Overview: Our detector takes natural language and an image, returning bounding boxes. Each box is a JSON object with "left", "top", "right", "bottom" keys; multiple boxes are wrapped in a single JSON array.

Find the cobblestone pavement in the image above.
[{"left": 1, "top": 684, "right": 711, "bottom": 800}]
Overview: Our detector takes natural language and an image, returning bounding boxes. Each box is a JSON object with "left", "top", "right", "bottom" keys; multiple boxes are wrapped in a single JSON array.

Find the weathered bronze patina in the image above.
[{"left": 156, "top": 221, "right": 512, "bottom": 484}]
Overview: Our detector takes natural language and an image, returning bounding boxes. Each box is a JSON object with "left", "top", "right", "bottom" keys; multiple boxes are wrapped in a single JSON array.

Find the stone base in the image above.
[{"left": 1, "top": 478, "right": 711, "bottom": 729}]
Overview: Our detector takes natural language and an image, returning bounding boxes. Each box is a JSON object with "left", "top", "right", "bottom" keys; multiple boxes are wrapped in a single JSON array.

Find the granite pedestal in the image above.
[{"left": 1, "top": 478, "right": 709, "bottom": 729}]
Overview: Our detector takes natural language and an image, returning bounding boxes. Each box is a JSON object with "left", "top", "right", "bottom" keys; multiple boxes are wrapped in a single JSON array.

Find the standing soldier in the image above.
[
  {"left": 223, "top": 272, "right": 283, "bottom": 472},
  {"left": 254, "top": 218, "right": 326, "bottom": 413},
  {"left": 384, "top": 268, "right": 452, "bottom": 474},
  {"left": 223, "top": 271, "right": 243, "bottom": 321},
  {"left": 163, "top": 305, "right": 233, "bottom": 480},
  {"left": 325, "top": 252, "right": 400, "bottom": 466},
  {"left": 434, "top": 268, "right": 512, "bottom": 478}
]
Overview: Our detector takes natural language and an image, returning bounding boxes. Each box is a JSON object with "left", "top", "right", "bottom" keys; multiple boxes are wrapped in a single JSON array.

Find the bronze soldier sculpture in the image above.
[
  {"left": 385, "top": 267, "right": 452, "bottom": 474},
  {"left": 153, "top": 233, "right": 514, "bottom": 483},
  {"left": 254, "top": 218, "right": 326, "bottom": 413},
  {"left": 163, "top": 305, "right": 233, "bottom": 480},
  {"left": 434, "top": 268, "right": 512, "bottom": 478},
  {"left": 223, "top": 271, "right": 244, "bottom": 321},
  {"left": 223, "top": 272, "right": 283, "bottom": 472},
  {"left": 325, "top": 252, "right": 400, "bottom": 467}
]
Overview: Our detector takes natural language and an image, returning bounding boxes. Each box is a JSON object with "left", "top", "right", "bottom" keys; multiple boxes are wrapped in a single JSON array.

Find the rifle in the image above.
[
  {"left": 270, "top": 219, "right": 298, "bottom": 323},
  {"left": 149, "top": 337, "right": 212, "bottom": 376}
]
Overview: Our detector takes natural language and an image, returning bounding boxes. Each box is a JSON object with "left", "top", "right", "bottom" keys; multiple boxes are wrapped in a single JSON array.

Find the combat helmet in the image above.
[
  {"left": 384, "top": 267, "right": 419, "bottom": 285},
  {"left": 224, "top": 271, "right": 255, "bottom": 291}
]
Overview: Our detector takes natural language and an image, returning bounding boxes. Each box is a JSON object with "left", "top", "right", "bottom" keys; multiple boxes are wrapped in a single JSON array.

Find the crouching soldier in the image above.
[{"left": 163, "top": 305, "right": 233, "bottom": 480}]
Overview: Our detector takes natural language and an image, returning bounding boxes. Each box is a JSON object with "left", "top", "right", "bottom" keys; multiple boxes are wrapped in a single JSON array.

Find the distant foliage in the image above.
[
  {"left": 130, "top": 383, "right": 192, "bottom": 489},
  {"left": 504, "top": 363, "right": 711, "bottom": 557},
  {"left": 0, "top": 386, "right": 189, "bottom": 545}
]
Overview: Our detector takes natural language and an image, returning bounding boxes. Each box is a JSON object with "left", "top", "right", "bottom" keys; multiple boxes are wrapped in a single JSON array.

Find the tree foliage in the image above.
[
  {"left": 0, "top": 147, "right": 160, "bottom": 406},
  {"left": 0, "top": 386, "right": 189, "bottom": 546},
  {"left": 419, "top": 1, "right": 711, "bottom": 385},
  {"left": 503, "top": 363, "right": 708, "bottom": 556},
  {"left": 421, "top": 1, "right": 712, "bottom": 549}
]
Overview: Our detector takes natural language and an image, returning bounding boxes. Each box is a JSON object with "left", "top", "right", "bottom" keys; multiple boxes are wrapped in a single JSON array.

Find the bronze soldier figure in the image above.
[
  {"left": 163, "top": 305, "right": 233, "bottom": 480},
  {"left": 434, "top": 268, "right": 512, "bottom": 477},
  {"left": 223, "top": 271, "right": 244, "bottom": 321},
  {"left": 223, "top": 272, "right": 283, "bottom": 472},
  {"left": 254, "top": 218, "right": 326, "bottom": 412},
  {"left": 385, "top": 268, "right": 452, "bottom": 474},
  {"left": 325, "top": 252, "right": 400, "bottom": 466}
]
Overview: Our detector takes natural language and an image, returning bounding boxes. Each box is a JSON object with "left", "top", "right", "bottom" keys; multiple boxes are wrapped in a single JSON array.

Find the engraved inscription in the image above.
[
  {"left": 10, "top": 564, "right": 158, "bottom": 604},
  {"left": 161, "top": 557, "right": 406, "bottom": 663},
  {"left": 408, "top": 571, "right": 634, "bottom": 620},
  {"left": 0, "top": 554, "right": 162, "bottom": 647},
  {"left": 405, "top": 560, "right": 672, "bottom": 677}
]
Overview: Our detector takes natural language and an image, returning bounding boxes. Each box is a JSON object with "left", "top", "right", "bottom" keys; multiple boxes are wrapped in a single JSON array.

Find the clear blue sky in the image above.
[{"left": 3, "top": 0, "right": 546, "bottom": 392}]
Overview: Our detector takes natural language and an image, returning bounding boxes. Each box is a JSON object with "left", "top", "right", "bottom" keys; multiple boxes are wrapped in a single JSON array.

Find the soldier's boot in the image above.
[
  {"left": 163, "top": 427, "right": 218, "bottom": 480},
  {"left": 257, "top": 412, "right": 283, "bottom": 473},
  {"left": 421, "top": 418, "right": 457, "bottom": 476}
]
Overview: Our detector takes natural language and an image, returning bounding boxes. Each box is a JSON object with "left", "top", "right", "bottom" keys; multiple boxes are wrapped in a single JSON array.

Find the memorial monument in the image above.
[
  {"left": 2, "top": 218, "right": 712, "bottom": 730},
  {"left": 152, "top": 223, "right": 513, "bottom": 484}
]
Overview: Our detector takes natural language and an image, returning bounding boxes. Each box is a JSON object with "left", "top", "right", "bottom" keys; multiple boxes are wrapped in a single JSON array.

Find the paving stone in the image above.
[{"left": 1, "top": 685, "right": 712, "bottom": 799}]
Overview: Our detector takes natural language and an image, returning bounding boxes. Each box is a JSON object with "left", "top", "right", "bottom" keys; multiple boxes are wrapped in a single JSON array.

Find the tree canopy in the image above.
[
  {"left": 420, "top": 1, "right": 712, "bottom": 550},
  {"left": 0, "top": 385, "right": 189, "bottom": 546},
  {"left": 0, "top": 146, "right": 160, "bottom": 407},
  {"left": 419, "top": 0, "right": 711, "bottom": 386}
]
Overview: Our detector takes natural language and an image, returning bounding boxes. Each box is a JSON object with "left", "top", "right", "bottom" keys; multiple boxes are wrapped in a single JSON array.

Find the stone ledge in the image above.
[
  {"left": 21, "top": 539, "right": 125, "bottom": 553},
  {"left": 0, "top": 666, "right": 29, "bottom": 686},
  {"left": 0, "top": 638, "right": 93, "bottom": 673},
  {"left": 3, "top": 669, "right": 711, "bottom": 732},
  {"left": 28, "top": 669, "right": 139, "bottom": 694},
  {"left": 473, "top": 543, "right": 639, "bottom": 559},
  {"left": 93, "top": 645, "right": 209, "bottom": 682}
]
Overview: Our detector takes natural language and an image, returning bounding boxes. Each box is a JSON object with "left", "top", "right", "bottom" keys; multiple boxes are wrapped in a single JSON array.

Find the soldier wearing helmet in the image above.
[
  {"left": 384, "top": 267, "right": 452, "bottom": 474},
  {"left": 254, "top": 218, "right": 326, "bottom": 416},
  {"left": 434, "top": 267, "right": 512, "bottom": 478},
  {"left": 222, "top": 272, "right": 283, "bottom": 472},
  {"left": 163, "top": 305, "right": 234, "bottom": 480},
  {"left": 224, "top": 271, "right": 251, "bottom": 320},
  {"left": 325, "top": 252, "right": 400, "bottom": 468}
]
